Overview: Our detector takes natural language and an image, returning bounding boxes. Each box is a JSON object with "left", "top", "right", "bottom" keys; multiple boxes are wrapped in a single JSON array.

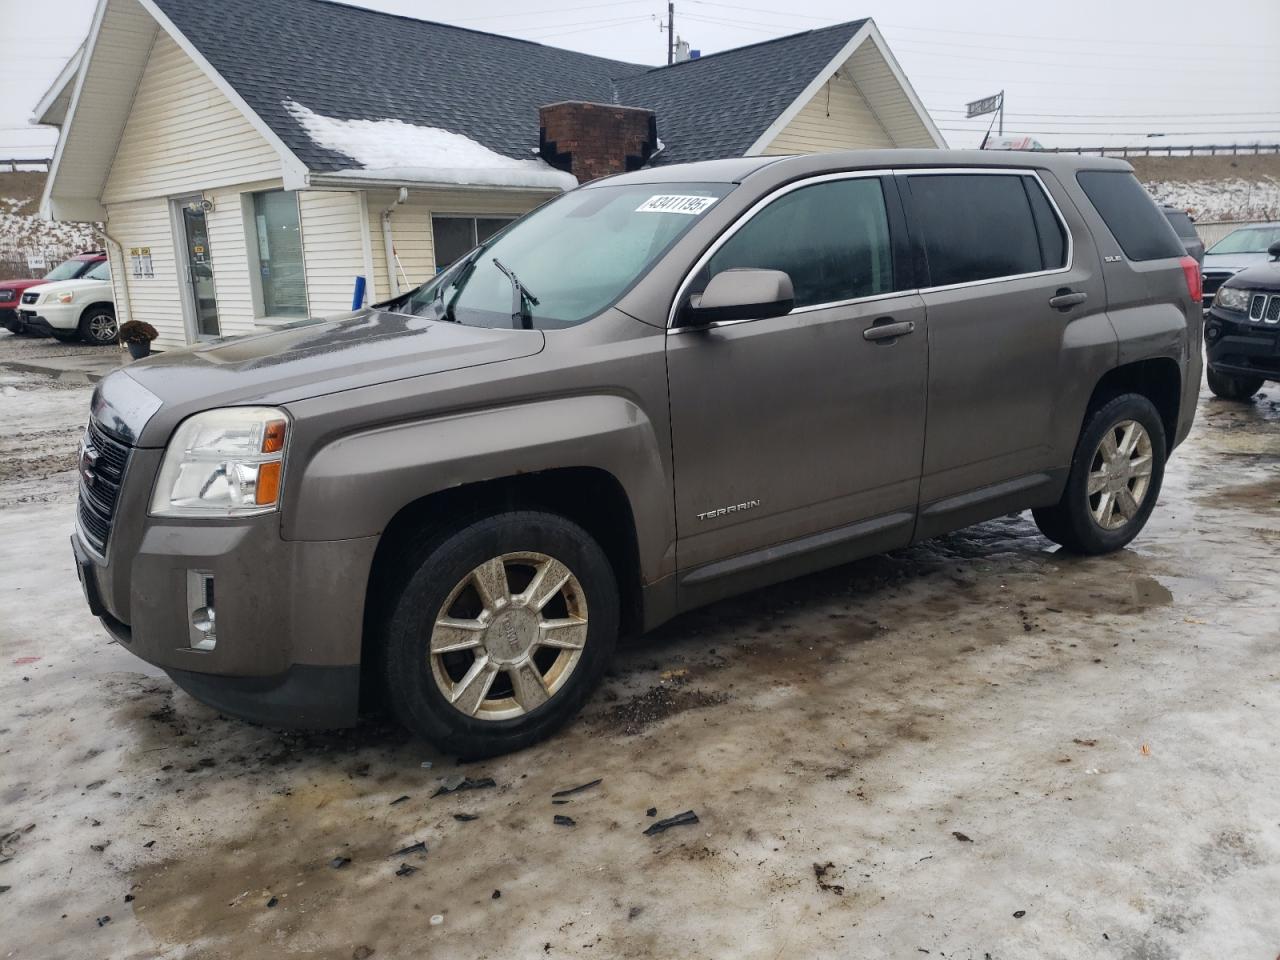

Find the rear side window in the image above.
[
  {"left": 1076, "top": 171, "right": 1185, "bottom": 261},
  {"left": 703, "top": 177, "right": 895, "bottom": 308},
  {"left": 906, "top": 173, "right": 1051, "bottom": 287},
  {"left": 1024, "top": 178, "right": 1067, "bottom": 271},
  {"left": 1164, "top": 209, "right": 1198, "bottom": 241}
]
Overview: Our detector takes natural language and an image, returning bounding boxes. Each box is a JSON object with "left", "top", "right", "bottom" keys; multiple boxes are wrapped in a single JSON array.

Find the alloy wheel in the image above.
[
  {"left": 1087, "top": 419, "right": 1153, "bottom": 530},
  {"left": 429, "top": 552, "right": 588, "bottom": 721},
  {"left": 89, "top": 312, "right": 117, "bottom": 343}
]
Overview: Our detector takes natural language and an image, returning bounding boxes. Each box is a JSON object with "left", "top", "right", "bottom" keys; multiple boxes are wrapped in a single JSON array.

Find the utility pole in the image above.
[
  {"left": 667, "top": 2, "right": 674, "bottom": 65},
  {"left": 998, "top": 89, "right": 1004, "bottom": 136}
]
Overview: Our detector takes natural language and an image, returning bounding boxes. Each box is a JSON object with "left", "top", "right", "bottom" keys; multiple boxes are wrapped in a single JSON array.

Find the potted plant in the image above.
[{"left": 118, "top": 320, "right": 158, "bottom": 359}]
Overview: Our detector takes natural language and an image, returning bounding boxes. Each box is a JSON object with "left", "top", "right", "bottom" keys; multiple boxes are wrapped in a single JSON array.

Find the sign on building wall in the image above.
[{"left": 130, "top": 247, "right": 154, "bottom": 278}]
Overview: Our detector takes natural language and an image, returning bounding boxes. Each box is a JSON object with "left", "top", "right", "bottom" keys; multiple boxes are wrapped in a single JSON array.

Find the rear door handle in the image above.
[
  {"left": 862, "top": 319, "right": 915, "bottom": 342},
  {"left": 1049, "top": 289, "right": 1088, "bottom": 311}
]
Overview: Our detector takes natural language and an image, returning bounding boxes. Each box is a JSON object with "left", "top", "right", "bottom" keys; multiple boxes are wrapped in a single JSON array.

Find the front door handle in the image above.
[
  {"left": 1049, "top": 289, "right": 1088, "bottom": 311},
  {"left": 863, "top": 318, "right": 915, "bottom": 342}
]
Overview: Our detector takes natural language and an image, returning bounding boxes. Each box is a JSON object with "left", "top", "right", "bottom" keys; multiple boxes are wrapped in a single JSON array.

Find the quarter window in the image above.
[
  {"left": 251, "top": 190, "right": 306, "bottom": 317},
  {"left": 1076, "top": 171, "right": 1185, "bottom": 261},
  {"left": 700, "top": 177, "right": 895, "bottom": 309},
  {"left": 431, "top": 215, "right": 516, "bottom": 271},
  {"left": 908, "top": 173, "right": 1063, "bottom": 287}
]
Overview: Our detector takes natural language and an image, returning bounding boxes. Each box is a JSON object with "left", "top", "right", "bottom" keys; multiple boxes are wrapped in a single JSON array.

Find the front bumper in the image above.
[
  {"left": 74, "top": 445, "right": 380, "bottom": 728},
  {"left": 19, "top": 302, "right": 78, "bottom": 335},
  {"left": 1205, "top": 309, "right": 1280, "bottom": 381}
]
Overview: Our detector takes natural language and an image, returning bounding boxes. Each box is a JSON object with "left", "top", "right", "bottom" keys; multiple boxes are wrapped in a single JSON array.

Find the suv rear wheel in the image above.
[
  {"left": 379, "top": 511, "right": 618, "bottom": 757},
  {"left": 1033, "top": 394, "right": 1166, "bottom": 555},
  {"left": 78, "top": 305, "right": 117, "bottom": 345},
  {"left": 1207, "top": 367, "right": 1264, "bottom": 402}
]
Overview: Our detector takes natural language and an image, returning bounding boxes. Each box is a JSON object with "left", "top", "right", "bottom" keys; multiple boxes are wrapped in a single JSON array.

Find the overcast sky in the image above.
[{"left": 2, "top": 0, "right": 1278, "bottom": 159}]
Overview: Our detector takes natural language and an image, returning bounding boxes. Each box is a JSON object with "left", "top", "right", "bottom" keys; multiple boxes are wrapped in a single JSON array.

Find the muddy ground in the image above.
[{"left": 1, "top": 339, "right": 1278, "bottom": 959}]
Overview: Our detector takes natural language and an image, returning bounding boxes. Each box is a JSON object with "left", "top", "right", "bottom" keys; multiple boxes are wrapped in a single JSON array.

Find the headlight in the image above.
[
  {"left": 56, "top": 291, "right": 75, "bottom": 304},
  {"left": 150, "top": 407, "right": 289, "bottom": 517},
  {"left": 1214, "top": 286, "right": 1250, "bottom": 312}
]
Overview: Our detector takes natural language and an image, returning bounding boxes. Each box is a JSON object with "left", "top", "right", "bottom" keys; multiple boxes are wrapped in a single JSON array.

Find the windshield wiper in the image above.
[
  {"left": 492, "top": 258, "right": 539, "bottom": 330},
  {"left": 431, "top": 248, "right": 485, "bottom": 322}
]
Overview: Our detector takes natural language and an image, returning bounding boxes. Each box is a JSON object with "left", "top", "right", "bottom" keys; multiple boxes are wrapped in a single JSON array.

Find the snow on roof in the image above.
[{"left": 284, "top": 100, "right": 577, "bottom": 191}]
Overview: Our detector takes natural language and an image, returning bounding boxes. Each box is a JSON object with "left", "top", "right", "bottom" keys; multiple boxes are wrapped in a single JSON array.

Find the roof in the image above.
[
  {"left": 615, "top": 21, "right": 868, "bottom": 166},
  {"left": 151, "top": 0, "right": 650, "bottom": 172},
  {"left": 149, "top": 0, "right": 873, "bottom": 172}
]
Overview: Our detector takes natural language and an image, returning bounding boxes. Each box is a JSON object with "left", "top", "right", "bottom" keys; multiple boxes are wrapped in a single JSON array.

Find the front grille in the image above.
[
  {"left": 0, "top": 289, "right": 15, "bottom": 303},
  {"left": 21, "top": 291, "right": 39, "bottom": 305},
  {"left": 76, "top": 417, "right": 132, "bottom": 554},
  {"left": 1246, "top": 293, "right": 1280, "bottom": 324}
]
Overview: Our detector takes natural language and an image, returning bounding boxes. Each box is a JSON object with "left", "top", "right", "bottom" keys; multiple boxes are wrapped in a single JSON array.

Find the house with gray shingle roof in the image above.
[{"left": 37, "top": 0, "right": 942, "bottom": 349}]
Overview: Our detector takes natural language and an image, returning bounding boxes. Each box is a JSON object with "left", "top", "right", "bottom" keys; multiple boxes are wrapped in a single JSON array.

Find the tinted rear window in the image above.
[
  {"left": 1164, "top": 209, "right": 1198, "bottom": 240},
  {"left": 1077, "top": 171, "right": 1185, "bottom": 261},
  {"left": 907, "top": 173, "right": 1047, "bottom": 286}
]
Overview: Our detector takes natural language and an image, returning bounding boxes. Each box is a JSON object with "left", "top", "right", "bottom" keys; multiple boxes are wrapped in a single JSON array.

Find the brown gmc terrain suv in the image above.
[{"left": 73, "top": 151, "right": 1203, "bottom": 756}]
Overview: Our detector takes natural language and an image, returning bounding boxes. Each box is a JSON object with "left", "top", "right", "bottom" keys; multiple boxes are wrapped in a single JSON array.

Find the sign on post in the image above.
[{"left": 966, "top": 93, "right": 1003, "bottom": 118}]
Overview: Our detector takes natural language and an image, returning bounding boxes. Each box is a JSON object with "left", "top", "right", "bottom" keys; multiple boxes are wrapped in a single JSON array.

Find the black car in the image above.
[
  {"left": 1203, "top": 240, "right": 1280, "bottom": 400},
  {"left": 1162, "top": 206, "right": 1204, "bottom": 267}
]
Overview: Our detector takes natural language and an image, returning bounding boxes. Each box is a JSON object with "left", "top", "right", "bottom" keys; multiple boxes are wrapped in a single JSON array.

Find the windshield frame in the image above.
[{"left": 389, "top": 181, "right": 735, "bottom": 331}]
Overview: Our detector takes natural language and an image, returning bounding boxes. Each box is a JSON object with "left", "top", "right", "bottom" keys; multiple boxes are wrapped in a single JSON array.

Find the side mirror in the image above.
[
  {"left": 1268, "top": 240, "right": 1280, "bottom": 262},
  {"left": 679, "top": 268, "right": 794, "bottom": 327}
]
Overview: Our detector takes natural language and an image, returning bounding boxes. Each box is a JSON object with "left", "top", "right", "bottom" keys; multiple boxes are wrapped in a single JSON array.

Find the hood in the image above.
[
  {"left": 23, "top": 277, "right": 108, "bottom": 298},
  {"left": 1221, "top": 260, "right": 1280, "bottom": 294},
  {"left": 113, "top": 308, "right": 545, "bottom": 446},
  {"left": 1202, "top": 250, "right": 1271, "bottom": 273},
  {"left": 0, "top": 277, "right": 51, "bottom": 293}
]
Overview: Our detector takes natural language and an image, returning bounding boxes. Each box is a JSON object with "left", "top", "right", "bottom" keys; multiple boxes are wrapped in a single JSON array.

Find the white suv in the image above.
[{"left": 17, "top": 259, "right": 117, "bottom": 345}]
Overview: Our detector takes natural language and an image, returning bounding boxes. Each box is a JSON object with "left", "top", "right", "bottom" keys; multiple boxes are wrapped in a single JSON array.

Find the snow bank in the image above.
[
  {"left": 0, "top": 196, "right": 97, "bottom": 264},
  {"left": 1143, "top": 177, "right": 1280, "bottom": 222},
  {"left": 284, "top": 100, "right": 577, "bottom": 191}
]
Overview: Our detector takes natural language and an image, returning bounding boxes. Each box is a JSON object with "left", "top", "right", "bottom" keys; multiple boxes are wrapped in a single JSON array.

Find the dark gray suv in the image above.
[{"left": 73, "top": 151, "right": 1202, "bottom": 756}]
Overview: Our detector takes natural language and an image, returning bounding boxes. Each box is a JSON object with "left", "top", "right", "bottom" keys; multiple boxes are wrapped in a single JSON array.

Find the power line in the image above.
[
  {"left": 448, "top": 0, "right": 651, "bottom": 23},
  {"left": 929, "top": 108, "right": 1280, "bottom": 119},
  {"left": 525, "top": 14, "right": 654, "bottom": 40},
  {"left": 937, "top": 127, "right": 1280, "bottom": 136}
]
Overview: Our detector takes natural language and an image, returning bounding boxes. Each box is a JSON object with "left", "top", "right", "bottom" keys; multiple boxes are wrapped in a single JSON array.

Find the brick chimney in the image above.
[{"left": 538, "top": 101, "right": 658, "bottom": 182}]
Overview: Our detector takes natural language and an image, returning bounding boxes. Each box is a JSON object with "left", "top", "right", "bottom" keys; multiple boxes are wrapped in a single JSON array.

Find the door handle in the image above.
[
  {"left": 1049, "top": 289, "right": 1088, "bottom": 311},
  {"left": 863, "top": 318, "right": 915, "bottom": 342}
]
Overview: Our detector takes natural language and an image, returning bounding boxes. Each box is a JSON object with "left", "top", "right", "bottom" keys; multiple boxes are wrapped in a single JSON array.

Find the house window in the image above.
[
  {"left": 431, "top": 215, "right": 515, "bottom": 271},
  {"left": 251, "top": 190, "right": 306, "bottom": 317}
]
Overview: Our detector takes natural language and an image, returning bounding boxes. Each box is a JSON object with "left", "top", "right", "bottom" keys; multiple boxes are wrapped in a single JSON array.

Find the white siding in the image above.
[
  {"left": 299, "top": 191, "right": 367, "bottom": 316},
  {"left": 102, "top": 32, "right": 281, "bottom": 204},
  {"left": 844, "top": 40, "right": 938, "bottom": 148},
  {"left": 763, "top": 72, "right": 893, "bottom": 155},
  {"left": 103, "top": 198, "right": 185, "bottom": 349},
  {"left": 364, "top": 188, "right": 555, "bottom": 295}
]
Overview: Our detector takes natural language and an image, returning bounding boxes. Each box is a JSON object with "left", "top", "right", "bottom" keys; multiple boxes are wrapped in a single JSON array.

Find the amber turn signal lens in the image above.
[
  {"left": 255, "top": 461, "right": 282, "bottom": 506},
  {"left": 261, "top": 419, "right": 287, "bottom": 453}
]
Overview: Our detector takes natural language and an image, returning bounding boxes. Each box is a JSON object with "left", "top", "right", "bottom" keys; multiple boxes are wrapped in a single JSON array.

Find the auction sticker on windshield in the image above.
[{"left": 636, "top": 195, "right": 718, "bottom": 215}]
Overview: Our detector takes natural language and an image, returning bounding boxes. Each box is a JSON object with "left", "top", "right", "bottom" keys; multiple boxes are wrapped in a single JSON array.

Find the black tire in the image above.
[
  {"left": 1032, "top": 394, "right": 1167, "bottom": 555},
  {"left": 380, "top": 510, "right": 618, "bottom": 757},
  {"left": 1207, "top": 366, "right": 1264, "bottom": 402},
  {"left": 77, "top": 304, "right": 117, "bottom": 345}
]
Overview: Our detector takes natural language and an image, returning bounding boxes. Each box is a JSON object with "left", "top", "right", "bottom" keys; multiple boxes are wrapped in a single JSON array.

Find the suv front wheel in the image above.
[
  {"left": 1207, "top": 367, "right": 1264, "bottom": 402},
  {"left": 78, "top": 305, "right": 118, "bottom": 345},
  {"left": 380, "top": 511, "right": 618, "bottom": 757},
  {"left": 1033, "top": 394, "right": 1167, "bottom": 555}
]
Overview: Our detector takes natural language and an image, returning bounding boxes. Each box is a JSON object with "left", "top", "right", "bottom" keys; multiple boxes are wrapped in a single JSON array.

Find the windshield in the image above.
[
  {"left": 1207, "top": 225, "right": 1280, "bottom": 255},
  {"left": 399, "top": 182, "right": 733, "bottom": 329},
  {"left": 44, "top": 258, "right": 91, "bottom": 281},
  {"left": 85, "top": 261, "right": 111, "bottom": 281}
]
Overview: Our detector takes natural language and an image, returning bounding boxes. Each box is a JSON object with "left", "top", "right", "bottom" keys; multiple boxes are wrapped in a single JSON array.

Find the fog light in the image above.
[{"left": 187, "top": 570, "right": 216, "bottom": 651}]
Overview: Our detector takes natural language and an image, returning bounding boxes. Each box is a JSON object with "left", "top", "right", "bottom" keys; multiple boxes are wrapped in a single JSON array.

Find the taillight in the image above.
[{"left": 1179, "top": 256, "right": 1201, "bottom": 303}]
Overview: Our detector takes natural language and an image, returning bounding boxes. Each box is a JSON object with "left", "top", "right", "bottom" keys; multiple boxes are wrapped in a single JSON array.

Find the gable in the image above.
[
  {"left": 103, "top": 32, "right": 282, "bottom": 203},
  {"left": 761, "top": 70, "right": 892, "bottom": 155}
]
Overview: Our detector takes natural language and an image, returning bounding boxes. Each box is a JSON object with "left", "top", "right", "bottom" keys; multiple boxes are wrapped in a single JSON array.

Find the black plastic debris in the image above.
[
  {"left": 551, "top": 799, "right": 570, "bottom": 806},
  {"left": 123, "top": 894, "right": 134, "bottom": 903},
  {"left": 645, "top": 807, "right": 657, "bottom": 818},
  {"left": 453, "top": 813, "right": 478, "bottom": 822},
  {"left": 431, "top": 777, "right": 495, "bottom": 798},
  {"left": 391, "top": 841, "right": 427, "bottom": 857},
  {"left": 390, "top": 795, "right": 410, "bottom": 806},
  {"left": 96, "top": 916, "right": 111, "bottom": 927},
  {"left": 266, "top": 896, "right": 279, "bottom": 908},
  {"left": 642, "top": 811, "right": 698, "bottom": 836},
  {"left": 330, "top": 856, "right": 351, "bottom": 869},
  {"left": 395, "top": 863, "right": 417, "bottom": 877},
  {"left": 0, "top": 886, "right": 10, "bottom": 895},
  {"left": 143, "top": 840, "right": 156, "bottom": 848},
  {"left": 1013, "top": 910, "right": 1027, "bottom": 919},
  {"left": 952, "top": 831, "right": 973, "bottom": 843},
  {"left": 492, "top": 889, "right": 501, "bottom": 899},
  {"left": 551, "top": 778, "right": 602, "bottom": 798},
  {"left": 553, "top": 815, "right": 576, "bottom": 827}
]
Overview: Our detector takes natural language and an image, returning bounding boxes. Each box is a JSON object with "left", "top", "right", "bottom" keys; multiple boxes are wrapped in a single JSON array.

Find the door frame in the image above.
[{"left": 169, "top": 194, "right": 219, "bottom": 343}]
